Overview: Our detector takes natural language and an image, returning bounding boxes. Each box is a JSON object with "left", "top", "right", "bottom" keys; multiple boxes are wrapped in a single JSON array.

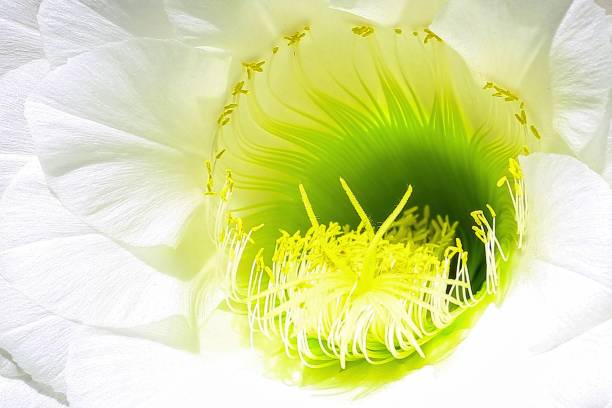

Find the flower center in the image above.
[{"left": 203, "top": 10, "right": 536, "bottom": 387}]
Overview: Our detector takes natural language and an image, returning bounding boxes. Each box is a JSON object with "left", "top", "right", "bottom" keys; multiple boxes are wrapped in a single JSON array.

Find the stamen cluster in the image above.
[{"left": 242, "top": 181, "right": 481, "bottom": 367}]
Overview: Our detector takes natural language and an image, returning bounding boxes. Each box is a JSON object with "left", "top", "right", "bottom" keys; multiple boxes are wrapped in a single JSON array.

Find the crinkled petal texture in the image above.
[
  {"left": 0, "top": 0, "right": 44, "bottom": 75},
  {"left": 0, "top": 376, "right": 66, "bottom": 408},
  {"left": 0, "top": 60, "right": 48, "bottom": 195},
  {"left": 0, "top": 161, "right": 188, "bottom": 328},
  {"left": 0, "top": 0, "right": 47, "bottom": 196},
  {"left": 431, "top": 0, "right": 612, "bottom": 158},
  {"left": 27, "top": 39, "right": 230, "bottom": 248},
  {"left": 0, "top": 265, "right": 80, "bottom": 394},
  {"left": 37, "top": 0, "right": 175, "bottom": 66}
]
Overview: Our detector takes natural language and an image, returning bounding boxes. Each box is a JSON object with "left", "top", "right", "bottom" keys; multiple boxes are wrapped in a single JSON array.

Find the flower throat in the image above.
[{"left": 202, "top": 11, "right": 533, "bottom": 387}]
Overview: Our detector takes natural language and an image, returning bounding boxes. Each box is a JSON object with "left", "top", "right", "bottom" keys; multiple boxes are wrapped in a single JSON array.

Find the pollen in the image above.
[
  {"left": 240, "top": 180, "right": 500, "bottom": 368},
  {"left": 242, "top": 61, "right": 266, "bottom": 80},
  {"left": 423, "top": 28, "right": 442, "bottom": 44},
  {"left": 352, "top": 25, "right": 375, "bottom": 37}
]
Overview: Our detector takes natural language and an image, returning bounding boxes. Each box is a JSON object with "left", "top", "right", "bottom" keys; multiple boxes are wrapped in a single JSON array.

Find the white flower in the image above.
[{"left": 1, "top": 1, "right": 612, "bottom": 407}]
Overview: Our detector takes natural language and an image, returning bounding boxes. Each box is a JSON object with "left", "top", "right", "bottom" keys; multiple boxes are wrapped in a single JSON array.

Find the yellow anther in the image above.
[
  {"left": 455, "top": 237, "right": 463, "bottom": 252},
  {"left": 514, "top": 109, "right": 527, "bottom": 125},
  {"left": 232, "top": 81, "right": 249, "bottom": 96},
  {"left": 394, "top": 28, "right": 403, "bottom": 34},
  {"left": 485, "top": 82, "right": 519, "bottom": 102},
  {"left": 242, "top": 61, "right": 266, "bottom": 79},
  {"left": 530, "top": 125, "right": 541, "bottom": 140},
  {"left": 497, "top": 176, "right": 508, "bottom": 188},
  {"left": 339, "top": 178, "right": 373, "bottom": 234},
  {"left": 215, "top": 149, "right": 226, "bottom": 160},
  {"left": 298, "top": 184, "right": 319, "bottom": 228},
  {"left": 423, "top": 28, "right": 442, "bottom": 44},
  {"left": 412, "top": 31, "right": 418, "bottom": 36},
  {"left": 508, "top": 158, "right": 522, "bottom": 179},
  {"left": 272, "top": 46, "right": 279, "bottom": 54},
  {"left": 220, "top": 169, "right": 234, "bottom": 201},
  {"left": 522, "top": 145, "right": 530, "bottom": 155},
  {"left": 486, "top": 204, "right": 496, "bottom": 218},
  {"left": 205, "top": 160, "right": 214, "bottom": 194},
  {"left": 252, "top": 224, "right": 265, "bottom": 232},
  {"left": 304, "top": 25, "right": 311, "bottom": 31},
  {"left": 217, "top": 113, "right": 231, "bottom": 126},
  {"left": 470, "top": 210, "right": 484, "bottom": 226},
  {"left": 472, "top": 226, "right": 488, "bottom": 244},
  {"left": 352, "top": 25, "right": 375, "bottom": 37},
  {"left": 285, "top": 31, "right": 306, "bottom": 46}
]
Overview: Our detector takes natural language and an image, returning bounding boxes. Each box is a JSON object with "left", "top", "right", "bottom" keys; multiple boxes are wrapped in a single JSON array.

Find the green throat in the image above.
[{"left": 202, "top": 10, "right": 534, "bottom": 390}]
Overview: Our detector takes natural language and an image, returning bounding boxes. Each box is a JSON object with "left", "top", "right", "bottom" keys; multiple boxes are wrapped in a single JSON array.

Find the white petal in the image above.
[
  {"left": 0, "top": 354, "right": 24, "bottom": 379},
  {"left": 520, "top": 152, "right": 612, "bottom": 290},
  {"left": 603, "top": 118, "right": 612, "bottom": 185},
  {"left": 0, "top": 0, "right": 44, "bottom": 76},
  {"left": 27, "top": 39, "right": 230, "bottom": 247},
  {"left": 66, "top": 333, "right": 208, "bottom": 408},
  {"left": 495, "top": 258, "right": 612, "bottom": 352},
  {"left": 67, "top": 317, "right": 345, "bottom": 408},
  {"left": 37, "top": 0, "right": 174, "bottom": 65},
  {"left": 486, "top": 152, "right": 612, "bottom": 353},
  {"left": 596, "top": 0, "right": 612, "bottom": 14},
  {"left": 0, "top": 156, "right": 29, "bottom": 198},
  {"left": 550, "top": 0, "right": 612, "bottom": 152},
  {"left": 0, "top": 376, "right": 65, "bottom": 408},
  {"left": 0, "top": 160, "right": 188, "bottom": 328},
  {"left": 526, "top": 318, "right": 612, "bottom": 407},
  {"left": 0, "top": 60, "right": 48, "bottom": 156},
  {"left": 431, "top": 0, "right": 570, "bottom": 88},
  {"left": 329, "top": 0, "right": 409, "bottom": 25},
  {"left": 0, "top": 60, "right": 48, "bottom": 196},
  {"left": 329, "top": 0, "right": 447, "bottom": 31},
  {"left": 431, "top": 0, "right": 612, "bottom": 155},
  {"left": 0, "top": 275, "right": 79, "bottom": 393},
  {"left": 165, "top": 0, "right": 327, "bottom": 61}
]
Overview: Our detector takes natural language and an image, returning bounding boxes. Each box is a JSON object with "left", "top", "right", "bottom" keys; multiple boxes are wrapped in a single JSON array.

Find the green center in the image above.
[{"left": 211, "top": 11, "right": 527, "bottom": 391}]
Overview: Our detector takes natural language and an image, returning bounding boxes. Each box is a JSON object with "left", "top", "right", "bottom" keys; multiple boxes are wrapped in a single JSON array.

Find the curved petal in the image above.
[
  {"left": 482, "top": 152, "right": 612, "bottom": 353},
  {"left": 329, "top": 0, "right": 446, "bottom": 27},
  {"left": 0, "top": 376, "right": 65, "bottom": 408},
  {"left": 0, "top": 157, "right": 28, "bottom": 198},
  {"left": 37, "top": 0, "right": 175, "bottom": 66},
  {"left": 0, "top": 161, "right": 188, "bottom": 328},
  {"left": 431, "top": 0, "right": 612, "bottom": 156},
  {"left": 0, "top": 354, "right": 24, "bottom": 379},
  {"left": 525, "top": 318, "right": 612, "bottom": 407},
  {"left": 550, "top": 0, "right": 612, "bottom": 152},
  {"left": 0, "top": 60, "right": 48, "bottom": 156},
  {"left": 0, "top": 275, "right": 80, "bottom": 393},
  {"left": 603, "top": 118, "right": 612, "bottom": 185},
  {"left": 66, "top": 320, "right": 345, "bottom": 408},
  {"left": 66, "top": 333, "right": 208, "bottom": 408},
  {"left": 27, "top": 39, "right": 230, "bottom": 247},
  {"left": 0, "top": 60, "right": 48, "bottom": 196},
  {"left": 520, "top": 153, "right": 612, "bottom": 290},
  {"left": 0, "top": 0, "right": 43, "bottom": 76},
  {"left": 329, "top": 0, "right": 410, "bottom": 25},
  {"left": 164, "top": 0, "right": 327, "bottom": 61}
]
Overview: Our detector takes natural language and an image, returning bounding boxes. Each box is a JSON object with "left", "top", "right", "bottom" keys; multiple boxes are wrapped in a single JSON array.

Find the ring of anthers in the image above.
[{"left": 204, "top": 22, "right": 529, "bottom": 369}]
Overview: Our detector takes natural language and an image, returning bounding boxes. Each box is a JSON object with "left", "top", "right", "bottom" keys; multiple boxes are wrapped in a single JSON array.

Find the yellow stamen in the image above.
[
  {"left": 299, "top": 184, "right": 319, "bottom": 227},
  {"left": 352, "top": 25, "right": 375, "bottom": 37},
  {"left": 339, "top": 177, "right": 373, "bottom": 234}
]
